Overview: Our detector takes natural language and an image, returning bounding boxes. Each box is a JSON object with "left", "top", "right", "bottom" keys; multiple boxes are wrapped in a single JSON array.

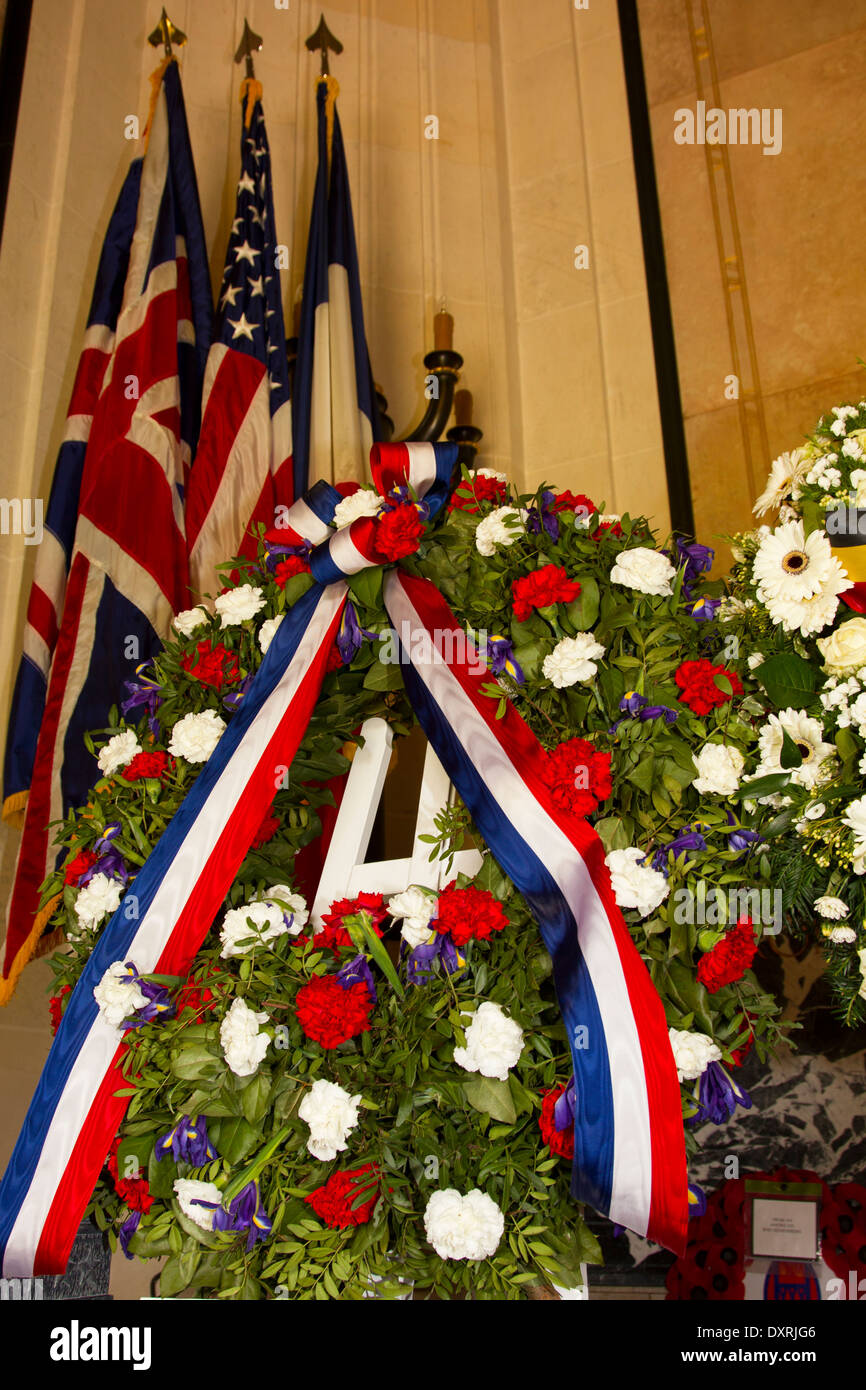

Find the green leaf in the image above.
[
  {"left": 563, "top": 576, "right": 600, "bottom": 632},
  {"left": 170, "top": 1043, "right": 224, "bottom": 1083},
  {"left": 348, "top": 566, "right": 384, "bottom": 611},
  {"left": 462, "top": 1076, "right": 517, "bottom": 1124},
  {"left": 591, "top": 816, "right": 630, "bottom": 853},
  {"left": 731, "top": 772, "right": 791, "bottom": 800},
  {"left": 240, "top": 1070, "right": 273, "bottom": 1126},
  {"left": 159, "top": 1250, "right": 201, "bottom": 1298},
  {"left": 755, "top": 652, "right": 818, "bottom": 710},
  {"left": 348, "top": 916, "right": 405, "bottom": 998},
  {"left": 147, "top": 1145, "right": 176, "bottom": 1200},
  {"left": 779, "top": 729, "right": 803, "bottom": 770},
  {"left": 214, "top": 1116, "right": 261, "bottom": 1165}
]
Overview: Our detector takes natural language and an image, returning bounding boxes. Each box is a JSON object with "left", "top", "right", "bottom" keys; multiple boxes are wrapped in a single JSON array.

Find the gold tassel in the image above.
[
  {"left": 317, "top": 74, "right": 339, "bottom": 174},
  {"left": 142, "top": 55, "right": 174, "bottom": 150},
  {"left": 2, "top": 789, "right": 28, "bottom": 829},
  {"left": 0, "top": 892, "right": 63, "bottom": 1006},
  {"left": 240, "top": 76, "right": 263, "bottom": 129}
]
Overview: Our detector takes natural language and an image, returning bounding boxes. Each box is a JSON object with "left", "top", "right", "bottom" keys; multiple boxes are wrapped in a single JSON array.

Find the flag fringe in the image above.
[
  {"left": 0, "top": 893, "right": 63, "bottom": 1007},
  {"left": 142, "top": 57, "right": 174, "bottom": 149},
  {"left": 2, "top": 790, "right": 28, "bottom": 829},
  {"left": 240, "top": 77, "right": 263, "bottom": 129}
]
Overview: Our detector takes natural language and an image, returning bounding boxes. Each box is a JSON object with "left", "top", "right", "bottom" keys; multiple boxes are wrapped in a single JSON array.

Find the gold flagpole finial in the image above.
[
  {"left": 305, "top": 13, "right": 343, "bottom": 76},
  {"left": 148, "top": 8, "right": 187, "bottom": 58},
  {"left": 234, "top": 18, "right": 263, "bottom": 79}
]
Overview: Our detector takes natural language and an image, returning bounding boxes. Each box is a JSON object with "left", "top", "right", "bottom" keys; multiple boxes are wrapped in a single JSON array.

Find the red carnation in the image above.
[
  {"left": 512, "top": 565, "right": 581, "bottom": 622},
  {"left": 122, "top": 750, "right": 170, "bottom": 782},
  {"left": 448, "top": 475, "right": 507, "bottom": 514},
  {"left": 251, "top": 806, "right": 281, "bottom": 849},
  {"left": 182, "top": 639, "right": 240, "bottom": 691},
  {"left": 295, "top": 974, "right": 373, "bottom": 1049},
  {"left": 274, "top": 554, "right": 309, "bottom": 587},
  {"left": 541, "top": 737, "right": 612, "bottom": 818},
  {"left": 63, "top": 849, "right": 97, "bottom": 886},
  {"left": 697, "top": 918, "right": 758, "bottom": 994},
  {"left": 106, "top": 1136, "right": 154, "bottom": 1213},
  {"left": 539, "top": 1085, "right": 574, "bottom": 1160},
  {"left": 306, "top": 1164, "right": 380, "bottom": 1228},
  {"left": 374, "top": 503, "right": 424, "bottom": 561},
  {"left": 316, "top": 893, "right": 386, "bottom": 954},
  {"left": 592, "top": 519, "right": 623, "bottom": 540},
  {"left": 326, "top": 643, "right": 344, "bottom": 673},
  {"left": 434, "top": 881, "right": 508, "bottom": 948},
  {"left": 552, "top": 490, "right": 596, "bottom": 518},
  {"left": 675, "top": 658, "right": 742, "bottom": 716},
  {"left": 49, "top": 984, "right": 72, "bottom": 1035}
]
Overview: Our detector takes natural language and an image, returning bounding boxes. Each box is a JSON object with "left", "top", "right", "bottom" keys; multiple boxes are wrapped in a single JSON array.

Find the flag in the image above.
[
  {"left": 185, "top": 79, "right": 291, "bottom": 601},
  {"left": 291, "top": 75, "right": 380, "bottom": 496},
  {"left": 0, "top": 58, "right": 212, "bottom": 1003}
]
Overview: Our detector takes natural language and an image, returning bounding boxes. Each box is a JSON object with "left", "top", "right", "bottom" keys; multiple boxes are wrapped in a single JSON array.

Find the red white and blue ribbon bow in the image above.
[{"left": 0, "top": 442, "right": 687, "bottom": 1275}]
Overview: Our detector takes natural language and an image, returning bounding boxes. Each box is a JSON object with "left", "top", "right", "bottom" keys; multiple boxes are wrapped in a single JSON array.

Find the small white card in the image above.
[{"left": 750, "top": 1196, "right": 819, "bottom": 1259}]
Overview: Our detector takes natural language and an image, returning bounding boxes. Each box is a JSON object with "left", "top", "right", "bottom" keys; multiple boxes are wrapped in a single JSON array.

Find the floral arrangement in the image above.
[
  {"left": 41, "top": 468, "right": 792, "bottom": 1299},
  {"left": 727, "top": 395, "right": 866, "bottom": 1025}
]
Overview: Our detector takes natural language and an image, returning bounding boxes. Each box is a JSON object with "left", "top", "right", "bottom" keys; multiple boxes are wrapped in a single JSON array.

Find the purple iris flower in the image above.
[
  {"left": 675, "top": 538, "right": 714, "bottom": 597},
  {"left": 639, "top": 704, "right": 679, "bottom": 724},
  {"left": 609, "top": 691, "right": 679, "bottom": 735},
  {"left": 264, "top": 538, "right": 312, "bottom": 572},
  {"left": 405, "top": 933, "right": 463, "bottom": 986},
  {"left": 79, "top": 823, "right": 129, "bottom": 886},
  {"left": 553, "top": 1076, "right": 576, "bottom": 1133},
  {"left": 120, "top": 962, "right": 176, "bottom": 1029},
  {"left": 527, "top": 490, "right": 560, "bottom": 542},
  {"left": 205, "top": 1182, "right": 272, "bottom": 1252},
  {"left": 487, "top": 635, "right": 525, "bottom": 685},
  {"left": 121, "top": 667, "right": 162, "bottom": 737},
  {"left": 336, "top": 601, "right": 378, "bottom": 665},
  {"left": 689, "top": 596, "right": 721, "bottom": 623},
  {"left": 651, "top": 826, "right": 707, "bottom": 874},
  {"left": 155, "top": 1114, "right": 217, "bottom": 1166},
  {"left": 223, "top": 673, "right": 253, "bottom": 712},
  {"left": 336, "top": 952, "right": 378, "bottom": 1004},
  {"left": 688, "top": 1183, "right": 707, "bottom": 1220},
  {"left": 118, "top": 1210, "right": 141, "bottom": 1258},
  {"left": 725, "top": 811, "right": 763, "bottom": 857},
  {"left": 690, "top": 1061, "right": 751, "bottom": 1127}
]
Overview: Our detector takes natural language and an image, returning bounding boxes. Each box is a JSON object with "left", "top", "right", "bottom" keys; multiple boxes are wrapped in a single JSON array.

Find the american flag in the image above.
[
  {"left": 291, "top": 75, "right": 380, "bottom": 496},
  {"left": 0, "top": 59, "right": 212, "bottom": 1002},
  {"left": 186, "top": 85, "right": 291, "bottom": 601}
]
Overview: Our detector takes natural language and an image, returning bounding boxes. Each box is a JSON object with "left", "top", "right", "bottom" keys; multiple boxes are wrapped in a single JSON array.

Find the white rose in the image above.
[
  {"left": 817, "top": 618, "right": 866, "bottom": 673},
  {"left": 474, "top": 506, "right": 525, "bottom": 557},
  {"left": 219, "top": 997, "right": 269, "bottom": 1077},
  {"left": 214, "top": 583, "right": 265, "bottom": 627},
  {"left": 298, "top": 1078, "right": 361, "bottom": 1161},
  {"left": 173, "top": 606, "right": 210, "bottom": 638},
  {"left": 97, "top": 729, "right": 142, "bottom": 777},
  {"left": 542, "top": 633, "right": 606, "bottom": 687},
  {"left": 259, "top": 885, "right": 308, "bottom": 935},
  {"left": 747, "top": 652, "right": 765, "bottom": 670},
  {"left": 692, "top": 743, "right": 745, "bottom": 796},
  {"left": 609, "top": 547, "right": 675, "bottom": 597},
  {"left": 258, "top": 613, "right": 283, "bottom": 654},
  {"left": 423, "top": 1188, "right": 504, "bottom": 1261},
  {"left": 168, "top": 709, "right": 226, "bottom": 763},
  {"left": 174, "top": 1178, "right": 222, "bottom": 1231},
  {"left": 387, "top": 885, "right": 437, "bottom": 948},
  {"left": 453, "top": 1000, "right": 524, "bottom": 1081},
  {"left": 604, "top": 847, "right": 669, "bottom": 917},
  {"left": 75, "top": 872, "right": 124, "bottom": 930},
  {"left": 825, "top": 925, "right": 856, "bottom": 944},
  {"left": 843, "top": 794, "right": 866, "bottom": 856},
  {"left": 814, "top": 895, "right": 849, "bottom": 920},
  {"left": 92, "top": 960, "right": 148, "bottom": 1030},
  {"left": 332, "top": 489, "right": 382, "bottom": 528},
  {"left": 219, "top": 899, "right": 294, "bottom": 958},
  {"left": 668, "top": 1026, "right": 722, "bottom": 1082}
]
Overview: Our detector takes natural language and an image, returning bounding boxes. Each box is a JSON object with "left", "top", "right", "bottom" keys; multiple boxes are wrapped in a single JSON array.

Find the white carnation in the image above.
[
  {"left": 814, "top": 895, "right": 849, "bottom": 920},
  {"left": 92, "top": 960, "right": 148, "bottom": 1030},
  {"left": 219, "top": 899, "right": 295, "bottom": 958},
  {"left": 474, "top": 467, "right": 508, "bottom": 482},
  {"left": 332, "top": 489, "right": 382, "bottom": 528},
  {"left": 298, "top": 1078, "right": 361, "bottom": 1161},
  {"left": 259, "top": 884, "right": 308, "bottom": 935},
  {"left": 97, "top": 729, "right": 142, "bottom": 777},
  {"left": 219, "top": 997, "right": 269, "bottom": 1077},
  {"left": 542, "top": 633, "right": 606, "bottom": 687},
  {"left": 609, "top": 547, "right": 675, "bottom": 597},
  {"left": 423, "top": 1188, "right": 504, "bottom": 1261},
  {"left": 453, "top": 1001, "right": 524, "bottom": 1081},
  {"left": 692, "top": 743, "right": 745, "bottom": 796},
  {"left": 75, "top": 872, "right": 124, "bottom": 930},
  {"left": 168, "top": 709, "right": 226, "bottom": 764},
  {"left": 214, "top": 583, "right": 266, "bottom": 627},
  {"left": 668, "top": 1026, "right": 722, "bottom": 1082},
  {"left": 605, "top": 847, "right": 669, "bottom": 917},
  {"left": 173, "top": 606, "right": 210, "bottom": 638},
  {"left": 258, "top": 613, "right": 283, "bottom": 654},
  {"left": 387, "top": 885, "right": 437, "bottom": 948},
  {"left": 474, "top": 506, "right": 525, "bottom": 557},
  {"left": 174, "top": 1178, "right": 222, "bottom": 1231}
]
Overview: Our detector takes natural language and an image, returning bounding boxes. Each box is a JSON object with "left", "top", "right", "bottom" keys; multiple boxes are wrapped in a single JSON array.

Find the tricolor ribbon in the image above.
[{"left": 0, "top": 442, "right": 687, "bottom": 1276}]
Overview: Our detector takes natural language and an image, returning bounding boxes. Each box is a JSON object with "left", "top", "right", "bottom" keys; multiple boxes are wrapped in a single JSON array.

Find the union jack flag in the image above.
[
  {"left": 186, "top": 84, "right": 291, "bottom": 601},
  {"left": 0, "top": 59, "right": 212, "bottom": 1002}
]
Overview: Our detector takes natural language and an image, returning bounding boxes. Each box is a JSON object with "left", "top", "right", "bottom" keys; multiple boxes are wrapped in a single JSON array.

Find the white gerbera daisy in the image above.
[
  {"left": 753, "top": 449, "right": 809, "bottom": 517},
  {"left": 843, "top": 794, "right": 866, "bottom": 857},
  {"left": 752, "top": 520, "right": 839, "bottom": 604},
  {"left": 756, "top": 708, "right": 836, "bottom": 790}
]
